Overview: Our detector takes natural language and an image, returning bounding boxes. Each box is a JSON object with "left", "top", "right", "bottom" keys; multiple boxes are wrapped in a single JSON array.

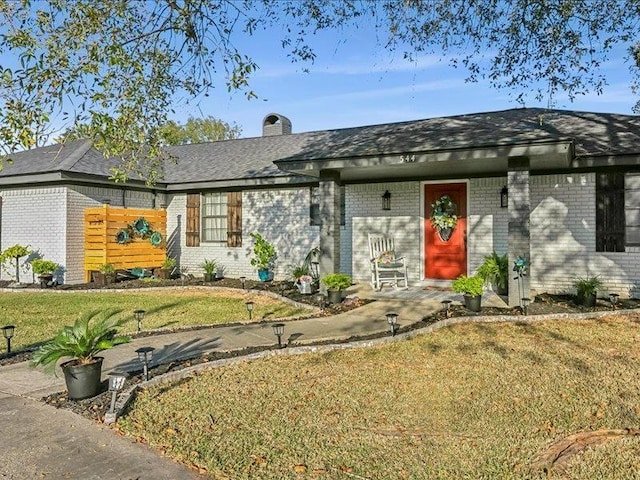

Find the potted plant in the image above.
[
  {"left": 476, "top": 251, "right": 508, "bottom": 295},
  {"left": 157, "top": 257, "right": 177, "bottom": 280},
  {"left": 573, "top": 275, "right": 603, "bottom": 307},
  {"left": 249, "top": 232, "right": 277, "bottom": 281},
  {"left": 201, "top": 258, "right": 217, "bottom": 282},
  {"left": 30, "top": 310, "right": 130, "bottom": 400},
  {"left": 0, "top": 244, "right": 32, "bottom": 284},
  {"left": 452, "top": 274, "right": 484, "bottom": 312},
  {"left": 30, "top": 259, "right": 58, "bottom": 288},
  {"left": 93, "top": 262, "right": 116, "bottom": 286},
  {"left": 321, "top": 273, "right": 352, "bottom": 304},
  {"left": 290, "top": 264, "right": 313, "bottom": 294}
]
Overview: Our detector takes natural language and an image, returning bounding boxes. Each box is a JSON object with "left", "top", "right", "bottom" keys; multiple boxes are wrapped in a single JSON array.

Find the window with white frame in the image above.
[{"left": 202, "top": 192, "right": 227, "bottom": 242}]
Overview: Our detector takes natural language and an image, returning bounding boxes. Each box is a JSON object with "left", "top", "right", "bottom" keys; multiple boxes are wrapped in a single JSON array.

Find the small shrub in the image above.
[
  {"left": 321, "top": 273, "right": 352, "bottom": 290},
  {"left": 200, "top": 259, "right": 217, "bottom": 275},
  {"left": 476, "top": 251, "right": 508, "bottom": 292},
  {"left": 452, "top": 275, "right": 484, "bottom": 297},
  {"left": 249, "top": 232, "right": 277, "bottom": 270},
  {"left": 163, "top": 257, "right": 177, "bottom": 269},
  {"left": 573, "top": 275, "right": 603, "bottom": 298},
  {"left": 98, "top": 263, "right": 116, "bottom": 274},
  {"left": 31, "top": 259, "right": 58, "bottom": 275}
]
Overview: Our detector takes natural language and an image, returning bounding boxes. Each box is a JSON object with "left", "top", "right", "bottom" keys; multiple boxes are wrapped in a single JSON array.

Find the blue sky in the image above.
[{"left": 171, "top": 22, "right": 639, "bottom": 139}]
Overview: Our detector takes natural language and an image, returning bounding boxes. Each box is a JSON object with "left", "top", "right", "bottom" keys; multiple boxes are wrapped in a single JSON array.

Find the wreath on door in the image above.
[{"left": 430, "top": 195, "right": 458, "bottom": 242}]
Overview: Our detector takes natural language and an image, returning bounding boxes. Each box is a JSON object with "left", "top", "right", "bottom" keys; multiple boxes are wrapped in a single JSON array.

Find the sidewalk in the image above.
[{"left": 0, "top": 287, "right": 501, "bottom": 479}]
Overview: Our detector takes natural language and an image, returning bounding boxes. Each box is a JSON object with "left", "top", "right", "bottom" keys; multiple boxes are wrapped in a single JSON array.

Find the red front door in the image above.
[{"left": 425, "top": 183, "right": 467, "bottom": 279}]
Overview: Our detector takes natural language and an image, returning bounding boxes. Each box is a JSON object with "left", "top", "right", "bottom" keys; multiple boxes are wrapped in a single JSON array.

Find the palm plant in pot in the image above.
[
  {"left": 31, "top": 310, "right": 130, "bottom": 400},
  {"left": 321, "top": 273, "right": 352, "bottom": 304},
  {"left": 30, "top": 258, "right": 58, "bottom": 288},
  {"left": 476, "top": 251, "right": 508, "bottom": 295},
  {"left": 573, "top": 274, "right": 603, "bottom": 307},
  {"left": 250, "top": 232, "right": 277, "bottom": 281},
  {"left": 200, "top": 258, "right": 217, "bottom": 282},
  {"left": 452, "top": 274, "right": 484, "bottom": 312}
]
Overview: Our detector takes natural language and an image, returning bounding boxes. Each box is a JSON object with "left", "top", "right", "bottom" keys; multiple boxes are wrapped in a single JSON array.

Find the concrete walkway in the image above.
[{"left": 0, "top": 286, "right": 503, "bottom": 479}]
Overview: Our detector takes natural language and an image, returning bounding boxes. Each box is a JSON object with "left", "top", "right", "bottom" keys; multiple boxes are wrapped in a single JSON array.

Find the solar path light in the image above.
[
  {"left": 133, "top": 310, "right": 146, "bottom": 332},
  {"left": 386, "top": 313, "right": 398, "bottom": 336},
  {"left": 135, "top": 346, "right": 155, "bottom": 381},
  {"left": 272, "top": 323, "right": 285, "bottom": 348},
  {"left": 2, "top": 325, "right": 15, "bottom": 353}
]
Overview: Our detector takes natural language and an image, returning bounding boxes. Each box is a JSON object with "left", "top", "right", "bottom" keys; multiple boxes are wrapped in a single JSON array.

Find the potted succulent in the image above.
[
  {"left": 249, "top": 232, "right": 277, "bottom": 281},
  {"left": 476, "top": 251, "right": 509, "bottom": 295},
  {"left": 156, "top": 257, "right": 177, "bottom": 280},
  {"left": 31, "top": 310, "right": 130, "bottom": 400},
  {"left": 452, "top": 274, "right": 484, "bottom": 312},
  {"left": 0, "top": 244, "right": 32, "bottom": 284},
  {"left": 30, "top": 259, "right": 58, "bottom": 288},
  {"left": 321, "top": 273, "right": 352, "bottom": 304},
  {"left": 573, "top": 275, "right": 603, "bottom": 307},
  {"left": 201, "top": 258, "right": 217, "bottom": 282},
  {"left": 93, "top": 262, "right": 116, "bottom": 286}
]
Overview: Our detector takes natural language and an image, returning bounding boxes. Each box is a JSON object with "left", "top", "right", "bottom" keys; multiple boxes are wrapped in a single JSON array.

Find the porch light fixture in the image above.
[
  {"left": 135, "top": 346, "right": 155, "bottom": 381},
  {"left": 108, "top": 372, "right": 127, "bottom": 414},
  {"left": 2, "top": 325, "right": 15, "bottom": 353},
  {"left": 441, "top": 300, "right": 452, "bottom": 318},
  {"left": 609, "top": 293, "right": 620, "bottom": 310},
  {"left": 133, "top": 309, "right": 146, "bottom": 332},
  {"left": 500, "top": 186, "right": 508, "bottom": 208},
  {"left": 272, "top": 323, "right": 285, "bottom": 348},
  {"left": 521, "top": 297, "right": 531, "bottom": 315},
  {"left": 386, "top": 312, "right": 398, "bottom": 336},
  {"left": 246, "top": 301, "right": 254, "bottom": 320},
  {"left": 240, "top": 276, "right": 246, "bottom": 290},
  {"left": 382, "top": 190, "right": 391, "bottom": 211}
]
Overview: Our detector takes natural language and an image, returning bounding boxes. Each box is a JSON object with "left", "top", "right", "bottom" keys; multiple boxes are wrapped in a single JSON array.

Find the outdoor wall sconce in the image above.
[
  {"left": 133, "top": 310, "right": 146, "bottom": 332},
  {"left": 609, "top": 293, "right": 620, "bottom": 310},
  {"left": 108, "top": 372, "right": 127, "bottom": 414},
  {"left": 382, "top": 190, "right": 391, "bottom": 211},
  {"left": 386, "top": 312, "right": 398, "bottom": 336},
  {"left": 272, "top": 323, "right": 285, "bottom": 348},
  {"left": 2, "top": 325, "right": 15, "bottom": 353},
  {"left": 135, "top": 346, "right": 155, "bottom": 381},
  {"left": 246, "top": 301, "right": 254, "bottom": 320},
  {"left": 500, "top": 186, "right": 508, "bottom": 208},
  {"left": 240, "top": 276, "right": 246, "bottom": 290},
  {"left": 521, "top": 297, "right": 531, "bottom": 315}
]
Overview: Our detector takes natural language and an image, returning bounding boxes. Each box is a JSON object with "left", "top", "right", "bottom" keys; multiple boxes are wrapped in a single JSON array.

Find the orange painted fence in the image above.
[{"left": 84, "top": 205, "right": 167, "bottom": 281}]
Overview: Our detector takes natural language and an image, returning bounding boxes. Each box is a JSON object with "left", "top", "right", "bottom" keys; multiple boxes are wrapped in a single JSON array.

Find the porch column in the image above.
[
  {"left": 507, "top": 157, "right": 531, "bottom": 307},
  {"left": 318, "top": 171, "right": 341, "bottom": 281}
]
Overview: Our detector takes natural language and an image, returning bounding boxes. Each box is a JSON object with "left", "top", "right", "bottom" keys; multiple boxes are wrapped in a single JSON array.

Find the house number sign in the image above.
[{"left": 401, "top": 155, "right": 416, "bottom": 163}]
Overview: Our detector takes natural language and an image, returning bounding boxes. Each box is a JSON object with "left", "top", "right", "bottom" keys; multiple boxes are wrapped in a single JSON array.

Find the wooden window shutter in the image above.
[
  {"left": 227, "top": 191, "right": 242, "bottom": 247},
  {"left": 596, "top": 172, "right": 625, "bottom": 252},
  {"left": 186, "top": 193, "right": 200, "bottom": 247}
]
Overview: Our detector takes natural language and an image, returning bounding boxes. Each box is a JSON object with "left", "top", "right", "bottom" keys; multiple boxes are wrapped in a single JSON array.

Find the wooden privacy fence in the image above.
[{"left": 84, "top": 205, "right": 167, "bottom": 282}]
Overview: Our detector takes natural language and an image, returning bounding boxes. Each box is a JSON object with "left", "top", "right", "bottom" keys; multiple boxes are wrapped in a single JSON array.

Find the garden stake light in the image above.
[
  {"left": 2, "top": 325, "right": 14, "bottom": 353},
  {"left": 246, "top": 301, "right": 254, "bottom": 320},
  {"left": 386, "top": 312, "right": 398, "bottom": 336},
  {"left": 316, "top": 293, "right": 326, "bottom": 309},
  {"left": 609, "top": 293, "right": 620, "bottom": 310},
  {"left": 108, "top": 372, "right": 127, "bottom": 414},
  {"left": 135, "top": 346, "right": 155, "bottom": 381},
  {"left": 521, "top": 298, "right": 531, "bottom": 315},
  {"left": 441, "top": 300, "right": 452, "bottom": 317},
  {"left": 272, "top": 323, "right": 285, "bottom": 348},
  {"left": 133, "top": 310, "right": 146, "bottom": 332},
  {"left": 240, "top": 276, "right": 246, "bottom": 290}
]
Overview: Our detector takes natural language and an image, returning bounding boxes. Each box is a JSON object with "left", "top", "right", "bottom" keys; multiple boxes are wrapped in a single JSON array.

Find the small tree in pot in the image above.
[
  {"left": 30, "top": 259, "right": 58, "bottom": 288},
  {"left": 321, "top": 273, "right": 352, "bottom": 304},
  {"left": 250, "top": 232, "right": 277, "bottom": 281},
  {"left": 31, "top": 310, "right": 130, "bottom": 400},
  {"left": 0, "top": 244, "right": 32, "bottom": 284},
  {"left": 573, "top": 275, "right": 603, "bottom": 307},
  {"left": 452, "top": 274, "right": 484, "bottom": 312}
]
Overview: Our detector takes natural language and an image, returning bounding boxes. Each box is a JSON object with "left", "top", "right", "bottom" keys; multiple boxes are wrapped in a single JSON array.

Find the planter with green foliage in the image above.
[
  {"left": 31, "top": 310, "right": 130, "bottom": 400},
  {"left": 94, "top": 262, "right": 116, "bottom": 286},
  {"left": 250, "top": 232, "right": 277, "bottom": 281},
  {"left": 30, "top": 259, "right": 58, "bottom": 288},
  {"left": 452, "top": 274, "right": 484, "bottom": 312},
  {"left": 573, "top": 275, "right": 603, "bottom": 307},
  {"left": 0, "top": 244, "right": 32, "bottom": 284},
  {"left": 157, "top": 257, "right": 177, "bottom": 280},
  {"left": 321, "top": 273, "right": 352, "bottom": 304},
  {"left": 476, "top": 251, "right": 508, "bottom": 295},
  {"left": 201, "top": 258, "right": 217, "bottom": 282}
]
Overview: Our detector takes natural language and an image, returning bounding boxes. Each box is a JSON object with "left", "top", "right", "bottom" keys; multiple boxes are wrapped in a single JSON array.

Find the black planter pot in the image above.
[
  {"left": 204, "top": 273, "right": 215, "bottom": 282},
  {"left": 580, "top": 293, "right": 597, "bottom": 307},
  {"left": 463, "top": 294, "right": 482, "bottom": 312},
  {"left": 38, "top": 274, "right": 54, "bottom": 288},
  {"left": 62, "top": 357, "right": 104, "bottom": 400},
  {"left": 327, "top": 289, "right": 343, "bottom": 305}
]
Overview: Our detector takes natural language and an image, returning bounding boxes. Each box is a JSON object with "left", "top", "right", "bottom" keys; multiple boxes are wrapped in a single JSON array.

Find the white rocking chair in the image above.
[{"left": 368, "top": 234, "right": 409, "bottom": 290}]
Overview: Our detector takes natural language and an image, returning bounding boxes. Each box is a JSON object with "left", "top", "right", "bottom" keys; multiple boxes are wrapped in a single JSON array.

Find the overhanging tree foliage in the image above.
[{"left": 1, "top": 0, "right": 638, "bottom": 183}]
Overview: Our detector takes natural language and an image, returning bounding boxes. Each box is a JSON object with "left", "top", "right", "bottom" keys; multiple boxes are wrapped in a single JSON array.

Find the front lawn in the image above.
[
  {"left": 0, "top": 288, "right": 310, "bottom": 351},
  {"left": 118, "top": 315, "right": 640, "bottom": 479}
]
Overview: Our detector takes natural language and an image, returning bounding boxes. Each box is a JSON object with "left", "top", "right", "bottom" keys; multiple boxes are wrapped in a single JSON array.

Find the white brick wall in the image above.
[{"left": 166, "top": 188, "right": 320, "bottom": 280}]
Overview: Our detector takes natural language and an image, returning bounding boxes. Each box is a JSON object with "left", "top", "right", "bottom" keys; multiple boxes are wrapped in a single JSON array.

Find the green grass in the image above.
[
  {"left": 118, "top": 316, "right": 640, "bottom": 479},
  {"left": 0, "top": 288, "right": 309, "bottom": 351}
]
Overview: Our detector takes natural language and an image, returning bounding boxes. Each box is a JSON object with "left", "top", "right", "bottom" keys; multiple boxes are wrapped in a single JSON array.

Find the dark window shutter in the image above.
[
  {"left": 596, "top": 172, "right": 625, "bottom": 252},
  {"left": 186, "top": 193, "right": 200, "bottom": 247},
  {"left": 227, "top": 191, "right": 242, "bottom": 247}
]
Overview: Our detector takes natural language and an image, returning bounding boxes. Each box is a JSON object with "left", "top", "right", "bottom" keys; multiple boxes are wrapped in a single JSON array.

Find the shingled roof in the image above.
[{"left": 1, "top": 108, "right": 638, "bottom": 187}]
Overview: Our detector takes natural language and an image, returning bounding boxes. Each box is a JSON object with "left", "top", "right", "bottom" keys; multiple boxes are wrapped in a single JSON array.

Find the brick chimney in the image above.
[{"left": 262, "top": 113, "right": 292, "bottom": 136}]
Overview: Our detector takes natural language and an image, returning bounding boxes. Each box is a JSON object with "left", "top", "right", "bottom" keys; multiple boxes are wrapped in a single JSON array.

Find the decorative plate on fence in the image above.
[
  {"left": 149, "top": 232, "right": 163, "bottom": 246},
  {"left": 115, "top": 229, "right": 130, "bottom": 244},
  {"left": 132, "top": 217, "right": 150, "bottom": 236}
]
